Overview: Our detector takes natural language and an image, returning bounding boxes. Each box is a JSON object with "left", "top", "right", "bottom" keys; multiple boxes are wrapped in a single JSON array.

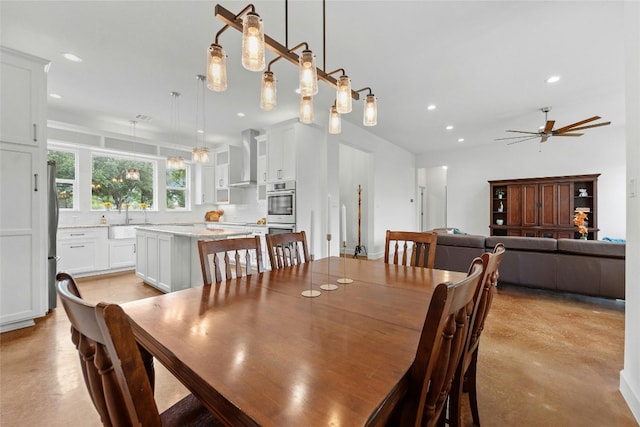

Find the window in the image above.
[
  {"left": 91, "top": 154, "right": 155, "bottom": 210},
  {"left": 47, "top": 149, "right": 77, "bottom": 210},
  {"left": 166, "top": 166, "right": 190, "bottom": 210}
]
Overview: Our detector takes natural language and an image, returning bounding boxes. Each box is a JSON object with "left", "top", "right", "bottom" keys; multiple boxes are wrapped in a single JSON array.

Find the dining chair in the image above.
[
  {"left": 56, "top": 272, "right": 158, "bottom": 393},
  {"left": 56, "top": 276, "right": 219, "bottom": 426},
  {"left": 265, "top": 231, "right": 310, "bottom": 269},
  {"left": 388, "top": 257, "right": 484, "bottom": 427},
  {"left": 448, "top": 242, "right": 506, "bottom": 427},
  {"left": 198, "top": 236, "right": 264, "bottom": 285},
  {"left": 384, "top": 230, "right": 438, "bottom": 268}
]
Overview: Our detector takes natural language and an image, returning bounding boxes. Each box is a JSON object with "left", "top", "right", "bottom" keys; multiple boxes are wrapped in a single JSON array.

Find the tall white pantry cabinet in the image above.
[{"left": 0, "top": 47, "right": 49, "bottom": 332}]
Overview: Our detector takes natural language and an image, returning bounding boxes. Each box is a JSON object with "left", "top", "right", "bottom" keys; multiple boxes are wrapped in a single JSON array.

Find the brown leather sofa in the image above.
[{"left": 433, "top": 233, "right": 625, "bottom": 300}]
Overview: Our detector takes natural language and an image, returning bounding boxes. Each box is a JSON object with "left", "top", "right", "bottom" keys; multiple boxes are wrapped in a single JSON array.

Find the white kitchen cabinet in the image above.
[
  {"left": 194, "top": 163, "right": 215, "bottom": 205},
  {"left": 136, "top": 230, "right": 190, "bottom": 293},
  {"left": 256, "top": 135, "right": 268, "bottom": 201},
  {"left": 266, "top": 125, "right": 296, "bottom": 182},
  {"left": 109, "top": 238, "right": 136, "bottom": 269},
  {"left": 0, "top": 48, "right": 48, "bottom": 332},
  {"left": 57, "top": 227, "right": 109, "bottom": 274},
  {"left": 214, "top": 147, "right": 243, "bottom": 204}
]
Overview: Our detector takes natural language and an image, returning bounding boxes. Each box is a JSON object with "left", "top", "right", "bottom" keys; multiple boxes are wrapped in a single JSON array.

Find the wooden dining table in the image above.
[{"left": 122, "top": 257, "right": 467, "bottom": 427}]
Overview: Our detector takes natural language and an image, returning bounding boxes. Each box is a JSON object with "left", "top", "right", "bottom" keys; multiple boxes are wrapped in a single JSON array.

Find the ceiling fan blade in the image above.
[
  {"left": 540, "top": 134, "right": 549, "bottom": 143},
  {"left": 494, "top": 135, "right": 540, "bottom": 141},
  {"left": 560, "top": 121, "right": 611, "bottom": 132},
  {"left": 505, "top": 130, "right": 541, "bottom": 135},
  {"left": 554, "top": 133, "right": 584, "bottom": 137},
  {"left": 543, "top": 120, "right": 555, "bottom": 133},
  {"left": 554, "top": 116, "right": 601, "bottom": 133},
  {"left": 506, "top": 135, "right": 542, "bottom": 145}
]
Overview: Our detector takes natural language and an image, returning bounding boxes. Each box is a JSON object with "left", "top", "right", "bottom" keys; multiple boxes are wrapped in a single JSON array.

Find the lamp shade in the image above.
[
  {"left": 363, "top": 94, "right": 377, "bottom": 126},
  {"left": 328, "top": 105, "right": 341, "bottom": 134},
  {"left": 261, "top": 71, "right": 277, "bottom": 111},
  {"left": 299, "top": 95, "right": 314, "bottom": 124},
  {"left": 167, "top": 157, "right": 185, "bottom": 170},
  {"left": 242, "top": 12, "right": 265, "bottom": 71},
  {"left": 192, "top": 147, "right": 210, "bottom": 163},
  {"left": 207, "top": 44, "right": 227, "bottom": 92},
  {"left": 299, "top": 50, "right": 318, "bottom": 96},
  {"left": 336, "top": 75, "right": 352, "bottom": 114}
]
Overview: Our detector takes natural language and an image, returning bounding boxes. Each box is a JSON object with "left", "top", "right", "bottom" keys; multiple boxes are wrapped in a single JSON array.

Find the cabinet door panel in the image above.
[
  {"left": 539, "top": 183, "right": 558, "bottom": 226},
  {"left": 557, "top": 183, "right": 573, "bottom": 226},
  {"left": 507, "top": 185, "right": 522, "bottom": 225},
  {"left": 522, "top": 184, "right": 538, "bottom": 226}
]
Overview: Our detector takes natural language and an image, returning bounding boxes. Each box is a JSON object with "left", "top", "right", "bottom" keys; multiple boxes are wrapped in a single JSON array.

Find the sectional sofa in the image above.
[{"left": 432, "top": 233, "right": 626, "bottom": 300}]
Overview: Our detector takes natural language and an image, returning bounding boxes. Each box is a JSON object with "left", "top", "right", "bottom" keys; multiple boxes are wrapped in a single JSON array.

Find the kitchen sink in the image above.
[{"left": 108, "top": 224, "right": 150, "bottom": 239}]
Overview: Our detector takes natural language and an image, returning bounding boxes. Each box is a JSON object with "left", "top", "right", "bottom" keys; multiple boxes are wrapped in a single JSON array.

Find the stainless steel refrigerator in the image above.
[{"left": 47, "top": 160, "right": 59, "bottom": 310}]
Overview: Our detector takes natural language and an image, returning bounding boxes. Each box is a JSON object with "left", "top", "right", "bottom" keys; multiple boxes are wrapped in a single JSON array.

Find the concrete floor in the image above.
[{"left": 0, "top": 272, "right": 637, "bottom": 426}]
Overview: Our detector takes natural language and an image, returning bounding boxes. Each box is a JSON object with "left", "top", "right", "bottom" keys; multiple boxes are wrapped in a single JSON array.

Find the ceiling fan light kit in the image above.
[
  {"left": 207, "top": 2, "right": 377, "bottom": 133},
  {"left": 496, "top": 106, "right": 611, "bottom": 145}
]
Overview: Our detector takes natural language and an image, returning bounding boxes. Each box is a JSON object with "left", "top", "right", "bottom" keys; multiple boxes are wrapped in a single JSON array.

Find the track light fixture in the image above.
[{"left": 208, "top": 3, "right": 377, "bottom": 129}]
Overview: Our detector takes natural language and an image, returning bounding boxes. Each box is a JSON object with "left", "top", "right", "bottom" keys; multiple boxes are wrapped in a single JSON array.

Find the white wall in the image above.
[
  {"left": 339, "top": 144, "right": 370, "bottom": 255},
  {"left": 329, "top": 120, "right": 416, "bottom": 258},
  {"left": 417, "top": 125, "right": 626, "bottom": 238},
  {"left": 621, "top": 1, "right": 640, "bottom": 422}
]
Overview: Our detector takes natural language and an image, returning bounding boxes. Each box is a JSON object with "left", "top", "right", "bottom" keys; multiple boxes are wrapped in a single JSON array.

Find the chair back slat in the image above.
[
  {"left": 385, "top": 230, "right": 438, "bottom": 269},
  {"left": 265, "top": 231, "right": 310, "bottom": 270},
  {"left": 198, "top": 236, "right": 264, "bottom": 285}
]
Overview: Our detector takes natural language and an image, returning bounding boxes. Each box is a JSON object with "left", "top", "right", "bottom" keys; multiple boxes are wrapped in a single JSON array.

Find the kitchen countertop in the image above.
[
  {"left": 59, "top": 221, "right": 267, "bottom": 229},
  {"left": 135, "top": 224, "right": 251, "bottom": 239}
]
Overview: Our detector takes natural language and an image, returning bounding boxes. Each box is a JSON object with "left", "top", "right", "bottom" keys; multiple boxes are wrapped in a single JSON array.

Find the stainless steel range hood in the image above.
[{"left": 229, "top": 129, "right": 259, "bottom": 187}]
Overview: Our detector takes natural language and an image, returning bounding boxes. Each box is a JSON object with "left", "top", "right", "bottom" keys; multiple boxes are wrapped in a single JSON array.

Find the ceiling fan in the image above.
[{"left": 495, "top": 107, "right": 611, "bottom": 145}]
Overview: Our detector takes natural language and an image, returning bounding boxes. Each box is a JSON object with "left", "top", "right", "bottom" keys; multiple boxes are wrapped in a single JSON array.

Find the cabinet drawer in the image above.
[
  {"left": 58, "top": 241, "right": 97, "bottom": 273},
  {"left": 58, "top": 228, "right": 103, "bottom": 241}
]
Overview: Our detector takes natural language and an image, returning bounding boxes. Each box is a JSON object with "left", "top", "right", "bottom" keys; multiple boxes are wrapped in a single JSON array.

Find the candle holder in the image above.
[
  {"left": 301, "top": 259, "right": 321, "bottom": 298},
  {"left": 337, "top": 241, "right": 353, "bottom": 284},
  {"left": 320, "top": 234, "right": 338, "bottom": 291}
]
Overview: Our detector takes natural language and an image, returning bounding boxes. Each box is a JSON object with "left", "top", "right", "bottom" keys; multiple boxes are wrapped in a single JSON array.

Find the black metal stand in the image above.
[{"left": 353, "top": 184, "right": 367, "bottom": 258}]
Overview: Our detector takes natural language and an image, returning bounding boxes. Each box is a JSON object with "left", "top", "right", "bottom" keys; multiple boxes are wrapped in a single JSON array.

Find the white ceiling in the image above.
[{"left": 0, "top": 1, "right": 627, "bottom": 155}]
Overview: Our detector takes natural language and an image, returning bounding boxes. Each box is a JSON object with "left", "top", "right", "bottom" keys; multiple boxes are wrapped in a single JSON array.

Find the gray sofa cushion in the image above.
[
  {"left": 486, "top": 236, "right": 557, "bottom": 252},
  {"left": 557, "top": 239, "right": 625, "bottom": 259},
  {"left": 435, "top": 234, "right": 486, "bottom": 249}
]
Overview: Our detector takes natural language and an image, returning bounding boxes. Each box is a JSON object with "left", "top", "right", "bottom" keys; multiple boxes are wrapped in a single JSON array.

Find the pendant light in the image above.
[
  {"left": 299, "top": 95, "right": 314, "bottom": 124},
  {"left": 167, "top": 91, "right": 184, "bottom": 170},
  {"left": 363, "top": 93, "right": 377, "bottom": 126},
  {"left": 260, "top": 70, "right": 276, "bottom": 111},
  {"left": 206, "top": 43, "right": 227, "bottom": 92},
  {"left": 336, "top": 75, "right": 352, "bottom": 114},
  {"left": 299, "top": 49, "right": 318, "bottom": 96},
  {"left": 241, "top": 11, "right": 265, "bottom": 71},
  {"left": 328, "top": 104, "right": 341, "bottom": 134},
  {"left": 192, "top": 75, "right": 210, "bottom": 163},
  {"left": 125, "top": 120, "right": 140, "bottom": 180}
]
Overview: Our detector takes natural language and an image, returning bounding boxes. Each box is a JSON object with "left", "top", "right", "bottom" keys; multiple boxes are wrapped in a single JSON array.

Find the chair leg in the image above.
[
  {"left": 448, "top": 363, "right": 465, "bottom": 427},
  {"left": 468, "top": 349, "right": 481, "bottom": 426}
]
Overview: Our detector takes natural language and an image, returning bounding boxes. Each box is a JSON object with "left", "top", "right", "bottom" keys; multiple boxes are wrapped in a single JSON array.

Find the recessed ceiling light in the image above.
[
  {"left": 442, "top": 165, "right": 448, "bottom": 170},
  {"left": 546, "top": 75, "right": 560, "bottom": 83},
  {"left": 62, "top": 53, "right": 82, "bottom": 62},
  {"left": 49, "top": 93, "right": 62, "bottom": 99},
  {"left": 427, "top": 104, "right": 436, "bottom": 111},
  {"left": 446, "top": 125, "right": 454, "bottom": 130},
  {"left": 458, "top": 138, "right": 464, "bottom": 142},
  {"left": 197, "top": 129, "right": 204, "bottom": 134},
  {"left": 237, "top": 112, "right": 245, "bottom": 117}
]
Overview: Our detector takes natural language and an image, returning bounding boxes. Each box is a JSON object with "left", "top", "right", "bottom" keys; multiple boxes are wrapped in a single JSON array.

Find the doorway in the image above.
[{"left": 417, "top": 166, "right": 448, "bottom": 232}]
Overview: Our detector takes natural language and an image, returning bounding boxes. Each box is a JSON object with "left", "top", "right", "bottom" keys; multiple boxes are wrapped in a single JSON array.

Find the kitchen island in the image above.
[{"left": 135, "top": 224, "right": 251, "bottom": 292}]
